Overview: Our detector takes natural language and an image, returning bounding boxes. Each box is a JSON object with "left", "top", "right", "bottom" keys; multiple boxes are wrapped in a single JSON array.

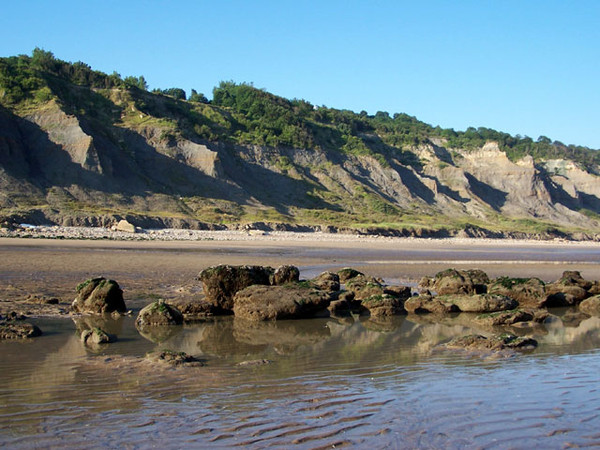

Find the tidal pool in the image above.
[
  {"left": 1, "top": 237, "right": 600, "bottom": 448},
  {"left": 1, "top": 312, "right": 600, "bottom": 448}
]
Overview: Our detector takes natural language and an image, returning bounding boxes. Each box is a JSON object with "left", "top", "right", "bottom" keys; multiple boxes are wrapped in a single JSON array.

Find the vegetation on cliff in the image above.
[{"left": 1, "top": 49, "right": 599, "bottom": 237}]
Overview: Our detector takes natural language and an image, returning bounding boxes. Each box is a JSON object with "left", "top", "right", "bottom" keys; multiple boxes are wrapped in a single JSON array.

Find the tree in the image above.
[
  {"left": 123, "top": 75, "right": 148, "bottom": 90},
  {"left": 189, "top": 89, "right": 208, "bottom": 103},
  {"left": 31, "top": 47, "right": 57, "bottom": 71},
  {"left": 161, "top": 87, "right": 186, "bottom": 100}
]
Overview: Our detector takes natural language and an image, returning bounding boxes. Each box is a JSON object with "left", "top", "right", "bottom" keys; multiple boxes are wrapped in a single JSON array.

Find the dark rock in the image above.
[
  {"left": 72, "top": 277, "right": 126, "bottom": 314},
  {"left": 271, "top": 265, "right": 300, "bottom": 285},
  {"left": 233, "top": 284, "right": 333, "bottom": 321},
  {"left": 198, "top": 265, "right": 274, "bottom": 312},
  {"left": 311, "top": 271, "right": 340, "bottom": 292},
  {"left": 337, "top": 268, "right": 364, "bottom": 283},
  {"left": 0, "top": 322, "right": 42, "bottom": 339},
  {"left": 579, "top": 295, "right": 600, "bottom": 316},
  {"left": 488, "top": 277, "right": 547, "bottom": 308},
  {"left": 433, "top": 269, "right": 490, "bottom": 295},
  {"left": 136, "top": 300, "right": 183, "bottom": 327},
  {"left": 384, "top": 285, "right": 412, "bottom": 300}
]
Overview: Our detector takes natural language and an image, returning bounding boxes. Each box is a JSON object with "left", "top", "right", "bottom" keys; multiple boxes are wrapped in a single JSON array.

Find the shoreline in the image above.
[{"left": 3, "top": 225, "right": 600, "bottom": 248}]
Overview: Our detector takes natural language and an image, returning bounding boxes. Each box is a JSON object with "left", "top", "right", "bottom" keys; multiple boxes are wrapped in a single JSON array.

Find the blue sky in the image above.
[{"left": 1, "top": 1, "right": 599, "bottom": 148}]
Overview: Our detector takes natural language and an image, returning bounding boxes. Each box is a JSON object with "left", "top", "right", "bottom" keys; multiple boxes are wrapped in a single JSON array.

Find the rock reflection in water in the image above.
[{"left": 1, "top": 313, "right": 600, "bottom": 448}]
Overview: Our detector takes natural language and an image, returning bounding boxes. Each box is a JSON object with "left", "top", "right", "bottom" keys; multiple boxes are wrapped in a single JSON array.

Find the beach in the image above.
[
  {"left": 2, "top": 231, "right": 600, "bottom": 309},
  {"left": 2, "top": 231, "right": 600, "bottom": 448}
]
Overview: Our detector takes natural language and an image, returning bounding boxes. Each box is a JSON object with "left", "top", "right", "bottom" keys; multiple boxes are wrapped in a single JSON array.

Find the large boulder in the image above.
[
  {"left": 441, "top": 294, "right": 518, "bottom": 313},
  {"left": 72, "top": 277, "right": 126, "bottom": 314},
  {"left": 487, "top": 277, "right": 547, "bottom": 308},
  {"left": 198, "top": 265, "right": 274, "bottom": 312},
  {"left": 232, "top": 284, "right": 333, "bottom": 321},
  {"left": 136, "top": 300, "right": 183, "bottom": 327},
  {"left": 432, "top": 269, "right": 489, "bottom": 295},
  {"left": 579, "top": 295, "right": 600, "bottom": 316}
]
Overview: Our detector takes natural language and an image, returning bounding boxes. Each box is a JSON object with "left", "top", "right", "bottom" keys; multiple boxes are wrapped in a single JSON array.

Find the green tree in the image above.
[
  {"left": 189, "top": 89, "right": 208, "bottom": 103},
  {"left": 123, "top": 75, "right": 148, "bottom": 90}
]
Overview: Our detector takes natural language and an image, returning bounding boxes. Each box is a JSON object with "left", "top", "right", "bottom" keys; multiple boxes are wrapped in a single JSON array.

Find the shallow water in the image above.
[{"left": 2, "top": 312, "right": 600, "bottom": 449}]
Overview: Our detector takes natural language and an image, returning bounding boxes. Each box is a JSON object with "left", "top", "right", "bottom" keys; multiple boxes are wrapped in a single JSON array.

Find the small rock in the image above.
[
  {"left": 146, "top": 350, "right": 204, "bottom": 367},
  {"left": 0, "top": 322, "right": 42, "bottom": 339},
  {"left": 237, "top": 359, "right": 272, "bottom": 366},
  {"left": 81, "top": 327, "right": 112, "bottom": 346}
]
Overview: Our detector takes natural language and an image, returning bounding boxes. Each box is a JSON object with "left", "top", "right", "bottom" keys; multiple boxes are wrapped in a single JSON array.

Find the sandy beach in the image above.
[{"left": 2, "top": 229, "right": 600, "bottom": 309}]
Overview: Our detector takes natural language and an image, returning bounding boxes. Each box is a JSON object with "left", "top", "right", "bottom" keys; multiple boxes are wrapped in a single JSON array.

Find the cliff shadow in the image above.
[{"left": 464, "top": 172, "right": 507, "bottom": 211}]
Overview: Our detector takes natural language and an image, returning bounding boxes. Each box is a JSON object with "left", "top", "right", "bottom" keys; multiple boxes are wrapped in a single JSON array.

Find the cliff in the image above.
[{"left": 1, "top": 51, "right": 599, "bottom": 239}]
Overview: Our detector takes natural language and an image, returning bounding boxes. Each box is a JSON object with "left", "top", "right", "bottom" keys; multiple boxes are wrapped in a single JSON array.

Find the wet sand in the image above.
[
  {"left": 1, "top": 235, "right": 600, "bottom": 308},
  {"left": 2, "top": 234, "right": 600, "bottom": 448}
]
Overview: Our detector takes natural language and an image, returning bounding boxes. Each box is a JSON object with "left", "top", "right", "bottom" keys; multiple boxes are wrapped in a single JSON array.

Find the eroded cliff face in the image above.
[{"left": 0, "top": 97, "right": 599, "bottom": 235}]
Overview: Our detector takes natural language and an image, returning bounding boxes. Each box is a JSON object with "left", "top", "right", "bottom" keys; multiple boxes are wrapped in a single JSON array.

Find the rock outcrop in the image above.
[
  {"left": 198, "top": 265, "right": 274, "bottom": 312},
  {"left": 232, "top": 284, "right": 333, "bottom": 321}
]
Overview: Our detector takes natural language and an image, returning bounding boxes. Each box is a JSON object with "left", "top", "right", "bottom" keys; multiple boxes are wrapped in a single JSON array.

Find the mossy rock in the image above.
[
  {"left": 360, "top": 293, "right": 406, "bottom": 317},
  {"left": 337, "top": 268, "right": 364, "bottom": 283},
  {"left": 136, "top": 300, "right": 183, "bottom": 327},
  {"left": 72, "top": 277, "right": 126, "bottom": 314}
]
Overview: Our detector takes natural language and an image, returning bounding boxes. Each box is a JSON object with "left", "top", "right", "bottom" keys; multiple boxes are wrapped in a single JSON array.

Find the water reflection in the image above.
[{"left": 1, "top": 312, "right": 600, "bottom": 448}]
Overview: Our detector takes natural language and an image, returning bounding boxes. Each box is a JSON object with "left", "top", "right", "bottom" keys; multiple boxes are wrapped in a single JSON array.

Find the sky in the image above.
[{"left": 1, "top": 0, "right": 599, "bottom": 148}]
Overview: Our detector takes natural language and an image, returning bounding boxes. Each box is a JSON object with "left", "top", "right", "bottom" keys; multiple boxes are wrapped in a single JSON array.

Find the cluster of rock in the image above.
[{"left": 9, "top": 264, "right": 599, "bottom": 361}]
